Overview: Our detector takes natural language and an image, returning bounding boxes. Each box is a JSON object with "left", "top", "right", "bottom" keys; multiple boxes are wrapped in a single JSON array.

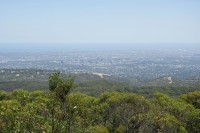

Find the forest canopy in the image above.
[
  {"left": 0, "top": 90, "right": 199, "bottom": 132},
  {"left": 0, "top": 73, "right": 199, "bottom": 132}
]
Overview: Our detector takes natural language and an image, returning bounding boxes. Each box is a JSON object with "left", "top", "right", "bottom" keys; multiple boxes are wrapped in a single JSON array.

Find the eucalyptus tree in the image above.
[{"left": 49, "top": 72, "right": 76, "bottom": 132}]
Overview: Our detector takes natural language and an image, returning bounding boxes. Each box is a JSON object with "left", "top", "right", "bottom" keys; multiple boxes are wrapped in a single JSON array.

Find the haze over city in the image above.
[
  {"left": 0, "top": 0, "right": 200, "bottom": 83},
  {"left": 0, "top": 0, "right": 200, "bottom": 79}
]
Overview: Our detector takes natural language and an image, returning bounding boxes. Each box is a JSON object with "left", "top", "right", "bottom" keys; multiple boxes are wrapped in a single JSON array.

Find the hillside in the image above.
[{"left": 1, "top": 69, "right": 200, "bottom": 97}]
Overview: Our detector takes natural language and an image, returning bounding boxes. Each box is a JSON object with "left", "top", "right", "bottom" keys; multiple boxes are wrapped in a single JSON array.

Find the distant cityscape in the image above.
[{"left": 0, "top": 50, "right": 200, "bottom": 81}]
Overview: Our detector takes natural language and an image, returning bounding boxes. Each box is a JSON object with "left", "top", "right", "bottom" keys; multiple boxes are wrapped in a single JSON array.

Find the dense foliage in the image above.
[
  {"left": 0, "top": 73, "right": 199, "bottom": 132},
  {"left": 0, "top": 91, "right": 199, "bottom": 132}
]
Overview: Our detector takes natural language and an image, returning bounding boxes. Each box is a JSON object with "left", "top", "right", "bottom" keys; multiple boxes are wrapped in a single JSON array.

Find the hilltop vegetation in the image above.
[
  {"left": 0, "top": 73, "right": 199, "bottom": 132},
  {"left": 0, "top": 90, "right": 199, "bottom": 132}
]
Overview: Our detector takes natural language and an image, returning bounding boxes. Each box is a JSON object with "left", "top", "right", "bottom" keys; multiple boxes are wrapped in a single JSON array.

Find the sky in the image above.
[{"left": 0, "top": 0, "right": 200, "bottom": 50}]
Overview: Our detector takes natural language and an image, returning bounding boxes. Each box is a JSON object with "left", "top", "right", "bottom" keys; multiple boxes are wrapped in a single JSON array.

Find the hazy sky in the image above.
[{"left": 0, "top": 0, "right": 200, "bottom": 44}]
